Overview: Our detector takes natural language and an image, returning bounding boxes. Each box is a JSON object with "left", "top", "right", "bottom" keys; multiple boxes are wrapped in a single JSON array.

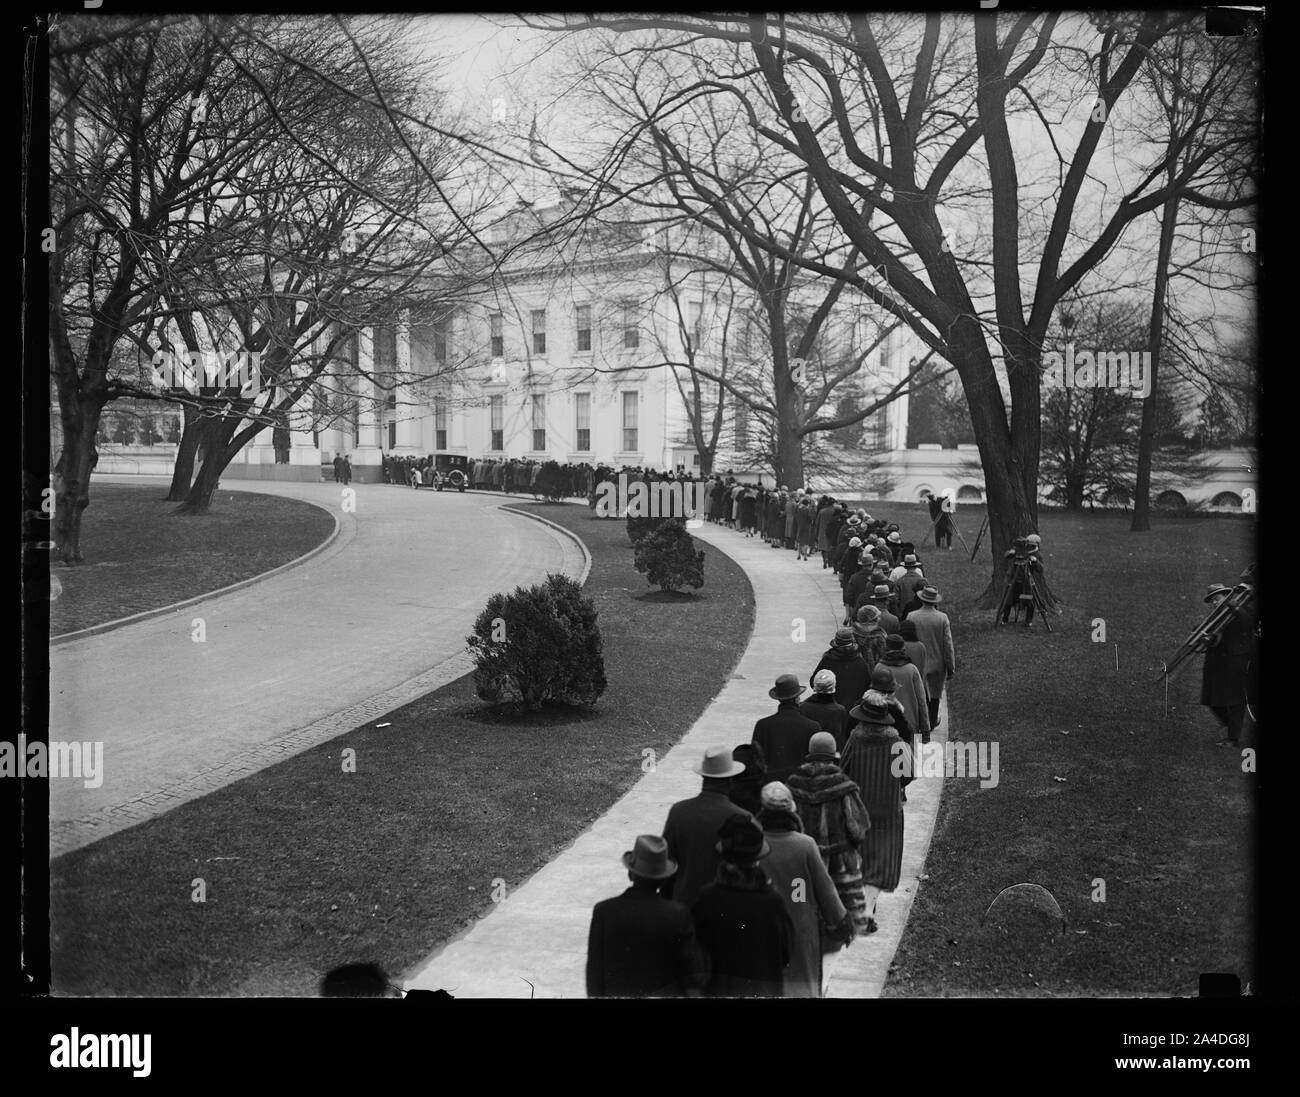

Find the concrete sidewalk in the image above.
[
  {"left": 404, "top": 523, "right": 949, "bottom": 998},
  {"left": 49, "top": 479, "right": 587, "bottom": 857}
]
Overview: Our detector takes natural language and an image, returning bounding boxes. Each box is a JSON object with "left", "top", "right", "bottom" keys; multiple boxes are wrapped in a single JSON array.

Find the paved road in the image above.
[
  {"left": 404, "top": 522, "right": 949, "bottom": 998},
  {"left": 48, "top": 478, "right": 586, "bottom": 856}
]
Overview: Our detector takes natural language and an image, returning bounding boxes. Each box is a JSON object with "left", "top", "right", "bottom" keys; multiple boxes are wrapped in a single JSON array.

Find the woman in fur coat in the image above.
[
  {"left": 840, "top": 700, "right": 911, "bottom": 934},
  {"left": 787, "top": 733, "right": 872, "bottom": 935}
]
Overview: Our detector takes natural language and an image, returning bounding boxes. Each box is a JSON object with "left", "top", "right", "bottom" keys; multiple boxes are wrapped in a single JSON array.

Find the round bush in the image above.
[
  {"left": 626, "top": 511, "right": 670, "bottom": 545},
  {"left": 634, "top": 519, "right": 705, "bottom": 592},
  {"left": 467, "top": 573, "right": 607, "bottom": 711}
]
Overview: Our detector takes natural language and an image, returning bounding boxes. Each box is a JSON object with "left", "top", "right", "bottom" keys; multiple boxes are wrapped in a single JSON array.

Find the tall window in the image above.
[
  {"left": 531, "top": 393, "right": 546, "bottom": 451},
  {"left": 575, "top": 305, "right": 592, "bottom": 353},
  {"left": 490, "top": 395, "right": 504, "bottom": 451},
  {"left": 685, "top": 301, "right": 702, "bottom": 351},
  {"left": 735, "top": 402, "right": 749, "bottom": 449},
  {"left": 622, "top": 302, "right": 639, "bottom": 349},
  {"left": 531, "top": 309, "right": 547, "bottom": 355},
  {"left": 387, "top": 420, "right": 397, "bottom": 450},
  {"left": 622, "top": 390, "right": 639, "bottom": 453},
  {"left": 490, "top": 312, "right": 503, "bottom": 358},
  {"left": 434, "top": 396, "right": 448, "bottom": 450},
  {"left": 575, "top": 392, "right": 591, "bottom": 451},
  {"left": 433, "top": 320, "right": 448, "bottom": 365}
]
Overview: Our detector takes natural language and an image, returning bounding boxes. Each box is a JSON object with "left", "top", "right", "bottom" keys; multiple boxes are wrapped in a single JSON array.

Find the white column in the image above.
[
  {"left": 395, "top": 310, "right": 421, "bottom": 451},
  {"left": 352, "top": 327, "right": 384, "bottom": 471}
]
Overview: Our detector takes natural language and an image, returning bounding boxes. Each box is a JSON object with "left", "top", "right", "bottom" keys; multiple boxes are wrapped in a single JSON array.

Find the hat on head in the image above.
[
  {"left": 900, "top": 619, "right": 919, "bottom": 642},
  {"left": 856, "top": 604, "right": 881, "bottom": 624},
  {"left": 812, "top": 669, "right": 837, "bottom": 694},
  {"left": 1026, "top": 533, "right": 1042, "bottom": 545},
  {"left": 918, "top": 586, "right": 942, "bottom": 603},
  {"left": 1204, "top": 583, "right": 1232, "bottom": 603},
  {"left": 870, "top": 666, "right": 896, "bottom": 693},
  {"left": 832, "top": 627, "right": 858, "bottom": 650},
  {"left": 694, "top": 745, "right": 746, "bottom": 779},
  {"left": 888, "top": 523, "right": 900, "bottom": 533},
  {"left": 760, "top": 781, "right": 797, "bottom": 814},
  {"left": 622, "top": 834, "right": 678, "bottom": 880},
  {"left": 903, "top": 554, "right": 919, "bottom": 567},
  {"left": 885, "top": 633, "right": 905, "bottom": 651},
  {"left": 715, "top": 814, "right": 770, "bottom": 863},
  {"left": 873, "top": 584, "right": 892, "bottom": 599},
  {"left": 807, "top": 731, "right": 840, "bottom": 759},
  {"left": 887, "top": 532, "right": 901, "bottom": 543},
  {"left": 849, "top": 698, "right": 895, "bottom": 726},
  {"left": 848, "top": 537, "right": 863, "bottom": 549},
  {"left": 769, "top": 673, "right": 805, "bottom": 701},
  {"left": 847, "top": 516, "right": 861, "bottom": 527}
]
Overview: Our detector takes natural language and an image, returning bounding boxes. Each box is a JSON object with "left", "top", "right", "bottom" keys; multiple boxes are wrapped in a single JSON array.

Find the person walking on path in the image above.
[
  {"left": 756, "top": 782, "right": 854, "bottom": 998},
  {"left": 852, "top": 605, "right": 889, "bottom": 675},
  {"left": 812, "top": 629, "right": 870, "bottom": 715},
  {"left": 895, "top": 556, "right": 927, "bottom": 617},
  {"left": 841, "top": 700, "right": 912, "bottom": 935},
  {"left": 878, "top": 635, "right": 932, "bottom": 744},
  {"left": 787, "top": 732, "right": 871, "bottom": 934},
  {"left": 908, "top": 587, "right": 956, "bottom": 728},
  {"left": 798, "top": 669, "right": 850, "bottom": 752},
  {"left": 816, "top": 498, "right": 839, "bottom": 568},
  {"left": 862, "top": 665, "right": 916, "bottom": 752},
  {"left": 662, "top": 747, "right": 750, "bottom": 909},
  {"left": 899, "top": 618, "right": 928, "bottom": 683},
  {"left": 728, "top": 743, "right": 772, "bottom": 816},
  {"left": 586, "top": 835, "right": 708, "bottom": 998},
  {"left": 795, "top": 498, "right": 816, "bottom": 561},
  {"left": 864, "top": 584, "right": 901, "bottom": 635},
  {"left": 691, "top": 815, "right": 794, "bottom": 997},
  {"left": 332, "top": 454, "right": 343, "bottom": 483},
  {"left": 752, "top": 674, "right": 822, "bottom": 782}
]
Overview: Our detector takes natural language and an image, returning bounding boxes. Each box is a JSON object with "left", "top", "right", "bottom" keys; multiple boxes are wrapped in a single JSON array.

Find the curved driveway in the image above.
[{"left": 48, "top": 478, "right": 586, "bottom": 856}]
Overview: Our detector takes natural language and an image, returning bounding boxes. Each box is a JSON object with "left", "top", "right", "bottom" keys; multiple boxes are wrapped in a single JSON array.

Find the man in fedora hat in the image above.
[
  {"left": 690, "top": 814, "right": 793, "bottom": 997},
  {"left": 894, "top": 554, "right": 927, "bottom": 616},
  {"left": 662, "top": 747, "right": 751, "bottom": 908},
  {"left": 908, "top": 586, "right": 956, "bottom": 728},
  {"left": 858, "top": 583, "right": 900, "bottom": 635},
  {"left": 843, "top": 555, "right": 878, "bottom": 623},
  {"left": 752, "top": 674, "right": 822, "bottom": 782},
  {"left": 587, "top": 835, "right": 708, "bottom": 998}
]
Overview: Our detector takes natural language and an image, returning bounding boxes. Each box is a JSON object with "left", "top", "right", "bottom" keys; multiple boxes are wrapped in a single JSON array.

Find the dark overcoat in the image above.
[
  {"left": 753, "top": 702, "right": 823, "bottom": 780},
  {"left": 586, "top": 887, "right": 704, "bottom": 998},
  {"left": 662, "top": 790, "right": 752, "bottom": 909},
  {"left": 812, "top": 647, "right": 870, "bottom": 714}
]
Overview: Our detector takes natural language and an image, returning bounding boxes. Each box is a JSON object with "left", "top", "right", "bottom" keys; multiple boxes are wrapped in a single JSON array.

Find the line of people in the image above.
[{"left": 587, "top": 500, "right": 959, "bottom": 997}]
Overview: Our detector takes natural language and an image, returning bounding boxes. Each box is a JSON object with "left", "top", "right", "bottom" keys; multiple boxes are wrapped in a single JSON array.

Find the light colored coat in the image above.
[
  {"left": 761, "top": 827, "right": 847, "bottom": 998},
  {"left": 875, "top": 656, "right": 931, "bottom": 737},
  {"left": 908, "top": 603, "right": 956, "bottom": 700}
]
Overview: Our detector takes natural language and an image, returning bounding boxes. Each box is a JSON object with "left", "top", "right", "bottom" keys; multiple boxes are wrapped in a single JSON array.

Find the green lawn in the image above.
[
  {"left": 51, "top": 484, "right": 336, "bottom": 636},
  {"left": 49, "top": 504, "right": 754, "bottom": 996},
  {"left": 872, "top": 505, "right": 1257, "bottom": 996}
]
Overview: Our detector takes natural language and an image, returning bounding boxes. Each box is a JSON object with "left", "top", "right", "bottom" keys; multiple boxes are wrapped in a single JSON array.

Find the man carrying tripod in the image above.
[{"left": 1200, "top": 579, "right": 1258, "bottom": 747}]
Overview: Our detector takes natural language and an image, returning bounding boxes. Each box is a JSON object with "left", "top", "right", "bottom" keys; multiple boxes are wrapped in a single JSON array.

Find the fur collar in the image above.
[
  {"left": 880, "top": 651, "right": 911, "bottom": 666},
  {"left": 787, "top": 762, "right": 860, "bottom": 804},
  {"left": 715, "top": 862, "right": 773, "bottom": 891}
]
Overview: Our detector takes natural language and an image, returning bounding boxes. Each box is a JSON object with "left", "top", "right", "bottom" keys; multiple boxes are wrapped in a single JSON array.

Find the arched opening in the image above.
[
  {"left": 957, "top": 483, "right": 984, "bottom": 502},
  {"left": 1155, "top": 490, "right": 1187, "bottom": 509},
  {"left": 1210, "top": 491, "right": 1242, "bottom": 509}
]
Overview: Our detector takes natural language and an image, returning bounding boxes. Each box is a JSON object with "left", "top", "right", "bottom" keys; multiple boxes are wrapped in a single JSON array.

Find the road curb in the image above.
[{"left": 49, "top": 498, "right": 343, "bottom": 647}]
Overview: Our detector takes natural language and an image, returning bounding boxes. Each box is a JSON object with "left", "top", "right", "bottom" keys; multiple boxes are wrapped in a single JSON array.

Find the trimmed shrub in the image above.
[
  {"left": 626, "top": 511, "right": 670, "bottom": 545},
  {"left": 634, "top": 519, "right": 705, "bottom": 592},
  {"left": 467, "top": 572, "right": 607, "bottom": 711}
]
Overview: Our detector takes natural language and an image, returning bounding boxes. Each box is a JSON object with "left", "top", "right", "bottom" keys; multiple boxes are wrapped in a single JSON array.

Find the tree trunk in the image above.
[
  {"left": 698, "top": 450, "right": 714, "bottom": 477},
  {"left": 166, "top": 404, "right": 202, "bottom": 501},
  {"left": 53, "top": 401, "right": 105, "bottom": 565},
  {"left": 1130, "top": 190, "right": 1180, "bottom": 532}
]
